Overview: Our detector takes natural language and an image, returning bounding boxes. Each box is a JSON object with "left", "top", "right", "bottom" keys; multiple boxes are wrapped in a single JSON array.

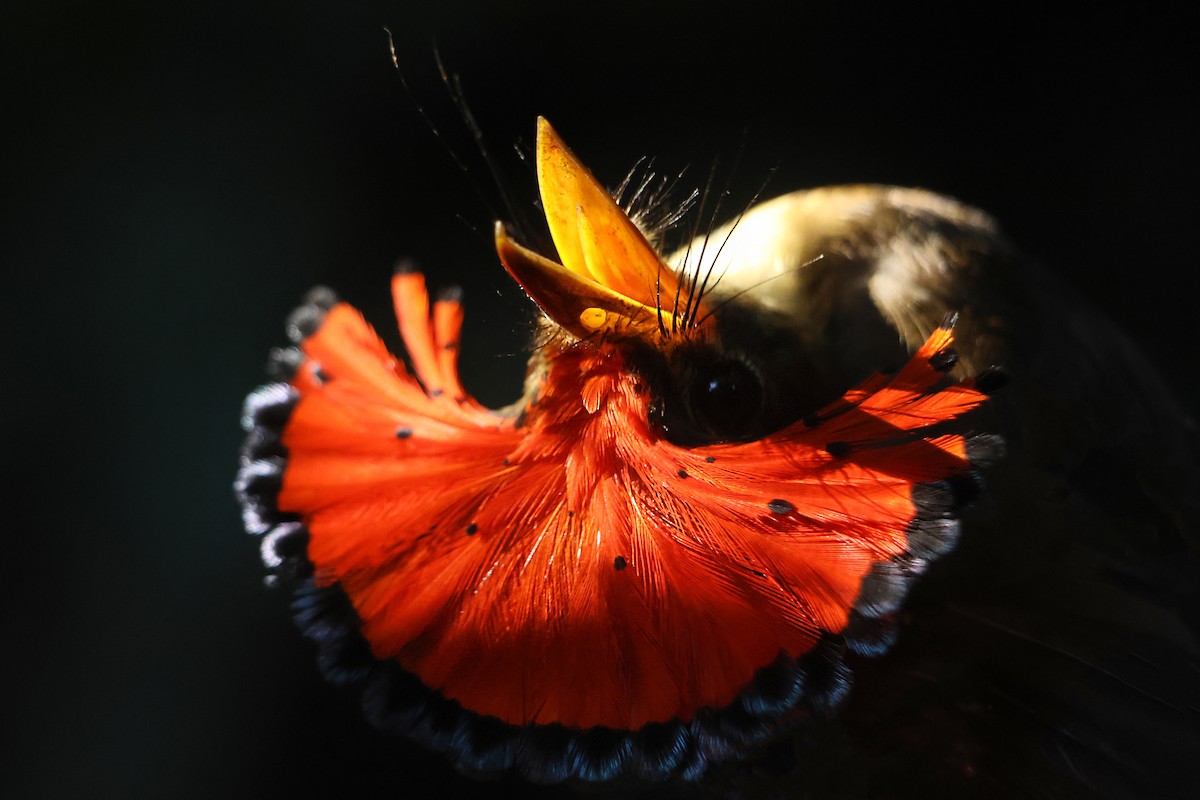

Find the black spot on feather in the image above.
[
  {"left": 929, "top": 348, "right": 959, "bottom": 371},
  {"left": 825, "top": 441, "right": 851, "bottom": 458}
]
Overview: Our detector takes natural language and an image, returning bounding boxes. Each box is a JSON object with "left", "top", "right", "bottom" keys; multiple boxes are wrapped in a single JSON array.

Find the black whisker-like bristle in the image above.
[
  {"left": 679, "top": 162, "right": 722, "bottom": 331},
  {"left": 434, "top": 49, "right": 535, "bottom": 248},
  {"left": 688, "top": 132, "right": 751, "bottom": 327},
  {"left": 695, "top": 254, "right": 824, "bottom": 329},
  {"left": 693, "top": 164, "right": 778, "bottom": 325},
  {"left": 691, "top": 164, "right": 779, "bottom": 329}
]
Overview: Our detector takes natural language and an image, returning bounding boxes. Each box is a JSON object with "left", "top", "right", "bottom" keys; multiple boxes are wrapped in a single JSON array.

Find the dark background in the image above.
[{"left": 5, "top": 2, "right": 1197, "bottom": 798}]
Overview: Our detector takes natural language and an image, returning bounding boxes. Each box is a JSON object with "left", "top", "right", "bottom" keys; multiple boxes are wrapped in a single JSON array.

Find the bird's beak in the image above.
[{"left": 495, "top": 118, "right": 698, "bottom": 340}]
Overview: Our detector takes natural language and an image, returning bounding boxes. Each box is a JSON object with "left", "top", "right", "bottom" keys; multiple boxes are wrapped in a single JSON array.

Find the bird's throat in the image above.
[{"left": 510, "top": 344, "right": 658, "bottom": 512}]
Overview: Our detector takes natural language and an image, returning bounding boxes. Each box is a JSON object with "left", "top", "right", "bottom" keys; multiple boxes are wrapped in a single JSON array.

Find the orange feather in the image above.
[{"left": 273, "top": 274, "right": 990, "bottom": 731}]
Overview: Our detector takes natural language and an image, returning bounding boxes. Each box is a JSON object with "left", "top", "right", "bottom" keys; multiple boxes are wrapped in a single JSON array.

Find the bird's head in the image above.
[{"left": 498, "top": 118, "right": 840, "bottom": 447}]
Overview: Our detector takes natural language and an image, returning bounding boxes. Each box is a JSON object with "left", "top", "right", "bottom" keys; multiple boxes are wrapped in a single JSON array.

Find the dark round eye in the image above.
[{"left": 689, "top": 359, "right": 764, "bottom": 439}]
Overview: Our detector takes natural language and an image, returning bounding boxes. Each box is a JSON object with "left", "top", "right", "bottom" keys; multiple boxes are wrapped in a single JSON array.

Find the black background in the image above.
[{"left": 6, "top": 2, "right": 1197, "bottom": 798}]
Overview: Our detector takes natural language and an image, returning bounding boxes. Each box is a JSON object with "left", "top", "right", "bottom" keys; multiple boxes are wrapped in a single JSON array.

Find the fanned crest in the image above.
[{"left": 236, "top": 119, "right": 1000, "bottom": 782}]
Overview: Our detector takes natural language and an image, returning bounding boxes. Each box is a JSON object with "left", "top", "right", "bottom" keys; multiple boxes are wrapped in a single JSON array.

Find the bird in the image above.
[{"left": 236, "top": 118, "right": 1200, "bottom": 797}]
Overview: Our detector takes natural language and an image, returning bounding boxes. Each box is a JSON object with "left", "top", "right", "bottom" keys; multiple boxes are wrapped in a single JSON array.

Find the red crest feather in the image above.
[{"left": 268, "top": 272, "right": 992, "bottom": 731}]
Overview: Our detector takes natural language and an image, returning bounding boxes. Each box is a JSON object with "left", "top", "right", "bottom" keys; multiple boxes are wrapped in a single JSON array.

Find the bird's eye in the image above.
[{"left": 688, "top": 359, "right": 764, "bottom": 440}]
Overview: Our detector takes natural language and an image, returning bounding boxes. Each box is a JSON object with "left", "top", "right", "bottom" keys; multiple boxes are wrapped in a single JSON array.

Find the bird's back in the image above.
[{"left": 674, "top": 185, "right": 1200, "bottom": 797}]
